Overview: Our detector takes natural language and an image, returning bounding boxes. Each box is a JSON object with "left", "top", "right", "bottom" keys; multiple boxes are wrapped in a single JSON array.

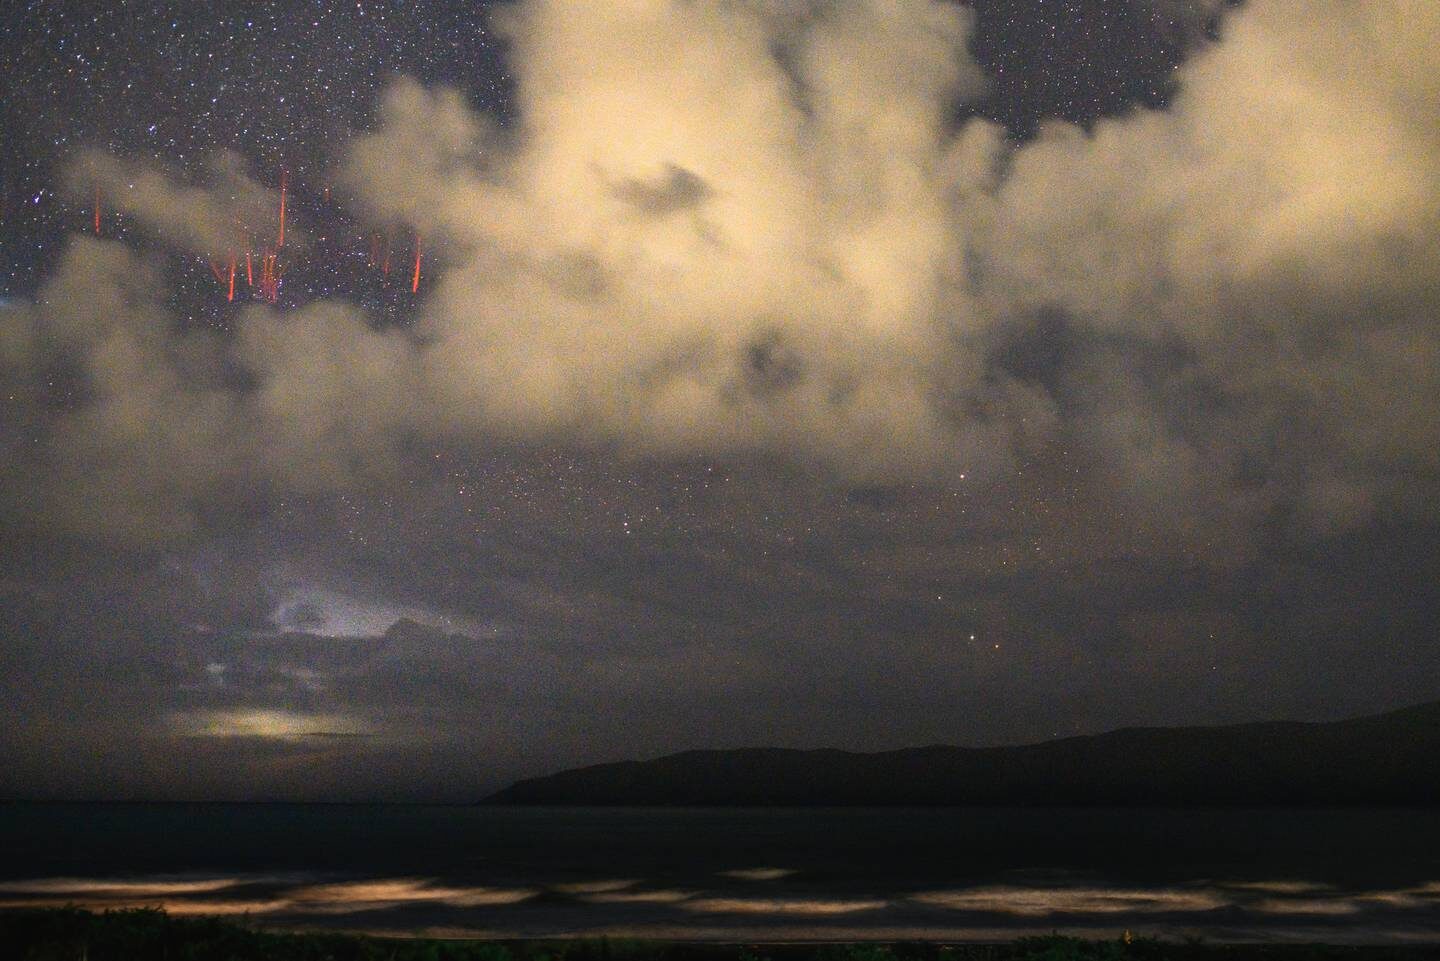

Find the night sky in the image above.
[{"left": 2, "top": 0, "right": 1438, "bottom": 801}]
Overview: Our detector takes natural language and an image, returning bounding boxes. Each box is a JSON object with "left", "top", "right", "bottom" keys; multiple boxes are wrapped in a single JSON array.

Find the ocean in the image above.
[{"left": 1, "top": 803, "right": 1437, "bottom": 942}]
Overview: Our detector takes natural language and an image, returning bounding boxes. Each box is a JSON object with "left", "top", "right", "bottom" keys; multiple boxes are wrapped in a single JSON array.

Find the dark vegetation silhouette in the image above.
[{"left": 6, "top": 909, "right": 1440, "bottom": 961}]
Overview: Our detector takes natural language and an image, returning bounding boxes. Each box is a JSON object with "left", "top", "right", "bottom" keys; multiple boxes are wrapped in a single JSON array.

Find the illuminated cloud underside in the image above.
[{"left": 3, "top": 0, "right": 1437, "bottom": 547}]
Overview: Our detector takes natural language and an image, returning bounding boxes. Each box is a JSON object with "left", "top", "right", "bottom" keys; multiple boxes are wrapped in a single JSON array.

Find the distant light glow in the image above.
[
  {"left": 173, "top": 708, "right": 367, "bottom": 740},
  {"left": 269, "top": 582, "right": 488, "bottom": 638}
]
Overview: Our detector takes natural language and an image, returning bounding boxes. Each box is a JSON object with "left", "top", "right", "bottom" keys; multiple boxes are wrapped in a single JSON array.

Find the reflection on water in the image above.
[
  {"left": 910, "top": 886, "right": 1230, "bottom": 916},
  {"left": 2, "top": 872, "right": 1438, "bottom": 941},
  {"left": 549, "top": 880, "right": 639, "bottom": 895},
  {"left": 584, "top": 889, "right": 695, "bottom": 904},
  {"left": 1228, "top": 881, "right": 1336, "bottom": 894},
  {"left": 683, "top": 897, "right": 890, "bottom": 915},
  {"left": 2, "top": 804, "right": 1438, "bottom": 942},
  {"left": 0, "top": 878, "right": 240, "bottom": 896},
  {"left": 720, "top": 868, "right": 797, "bottom": 881},
  {"left": 1252, "top": 898, "right": 1359, "bottom": 916},
  {"left": 289, "top": 879, "right": 537, "bottom": 910}
]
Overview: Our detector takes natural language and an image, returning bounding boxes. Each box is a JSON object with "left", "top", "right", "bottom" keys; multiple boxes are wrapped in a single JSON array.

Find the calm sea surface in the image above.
[{"left": 1, "top": 804, "right": 1437, "bottom": 942}]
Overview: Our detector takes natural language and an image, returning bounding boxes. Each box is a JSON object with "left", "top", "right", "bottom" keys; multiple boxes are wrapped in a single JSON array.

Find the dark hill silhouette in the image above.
[{"left": 485, "top": 700, "right": 1440, "bottom": 805}]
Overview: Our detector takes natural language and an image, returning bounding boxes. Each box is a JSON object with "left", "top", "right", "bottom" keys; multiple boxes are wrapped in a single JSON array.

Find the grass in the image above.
[{"left": 3, "top": 909, "right": 1439, "bottom": 961}]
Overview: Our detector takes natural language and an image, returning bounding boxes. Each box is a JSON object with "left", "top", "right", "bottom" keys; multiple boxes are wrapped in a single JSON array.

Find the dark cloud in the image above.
[{"left": 613, "top": 163, "right": 714, "bottom": 217}]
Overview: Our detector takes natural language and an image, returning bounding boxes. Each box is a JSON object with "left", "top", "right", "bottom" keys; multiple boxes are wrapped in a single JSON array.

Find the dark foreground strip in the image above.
[{"left": 4, "top": 909, "right": 1440, "bottom": 961}]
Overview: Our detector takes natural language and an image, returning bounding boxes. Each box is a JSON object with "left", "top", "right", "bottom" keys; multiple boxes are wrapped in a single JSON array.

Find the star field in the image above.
[
  {"left": 3, "top": 0, "right": 1439, "bottom": 801},
  {"left": 3, "top": 0, "right": 1199, "bottom": 298}
]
